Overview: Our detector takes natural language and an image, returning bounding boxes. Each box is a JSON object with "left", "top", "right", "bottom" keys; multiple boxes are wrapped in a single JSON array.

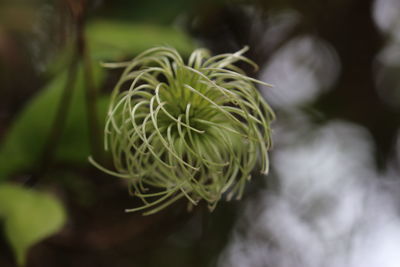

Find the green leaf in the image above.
[
  {"left": 86, "top": 20, "right": 195, "bottom": 60},
  {"left": 0, "top": 20, "right": 194, "bottom": 181},
  {"left": 0, "top": 183, "right": 66, "bottom": 266},
  {"left": 0, "top": 63, "right": 107, "bottom": 181}
]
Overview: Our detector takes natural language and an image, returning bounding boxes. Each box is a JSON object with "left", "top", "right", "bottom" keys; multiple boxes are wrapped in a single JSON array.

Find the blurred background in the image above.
[{"left": 1, "top": 0, "right": 400, "bottom": 266}]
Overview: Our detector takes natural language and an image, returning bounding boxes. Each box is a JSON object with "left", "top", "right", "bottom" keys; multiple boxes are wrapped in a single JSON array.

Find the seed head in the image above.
[{"left": 90, "top": 46, "right": 274, "bottom": 215}]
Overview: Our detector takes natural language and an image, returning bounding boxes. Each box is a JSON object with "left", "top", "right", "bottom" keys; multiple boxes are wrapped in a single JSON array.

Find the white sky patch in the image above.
[
  {"left": 373, "top": 0, "right": 400, "bottom": 41},
  {"left": 259, "top": 35, "right": 340, "bottom": 108},
  {"left": 397, "top": 130, "right": 400, "bottom": 166},
  {"left": 218, "top": 121, "right": 400, "bottom": 267}
]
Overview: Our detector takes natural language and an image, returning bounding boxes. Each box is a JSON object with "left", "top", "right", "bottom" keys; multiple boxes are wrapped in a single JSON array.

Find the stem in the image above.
[
  {"left": 26, "top": 1, "right": 103, "bottom": 186},
  {"left": 78, "top": 25, "right": 103, "bottom": 163},
  {"left": 26, "top": 50, "right": 79, "bottom": 187}
]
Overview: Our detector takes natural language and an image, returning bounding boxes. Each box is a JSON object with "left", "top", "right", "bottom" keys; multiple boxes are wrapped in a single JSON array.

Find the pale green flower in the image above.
[{"left": 90, "top": 46, "right": 274, "bottom": 215}]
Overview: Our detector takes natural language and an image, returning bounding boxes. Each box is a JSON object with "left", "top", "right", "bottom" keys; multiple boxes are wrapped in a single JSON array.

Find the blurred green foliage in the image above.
[
  {"left": 0, "top": 184, "right": 66, "bottom": 266},
  {"left": 0, "top": 3, "right": 198, "bottom": 266},
  {"left": 97, "top": 0, "right": 199, "bottom": 23},
  {"left": 87, "top": 20, "right": 195, "bottom": 60},
  {"left": 0, "top": 19, "right": 194, "bottom": 181},
  {"left": 0, "top": 63, "right": 105, "bottom": 180}
]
